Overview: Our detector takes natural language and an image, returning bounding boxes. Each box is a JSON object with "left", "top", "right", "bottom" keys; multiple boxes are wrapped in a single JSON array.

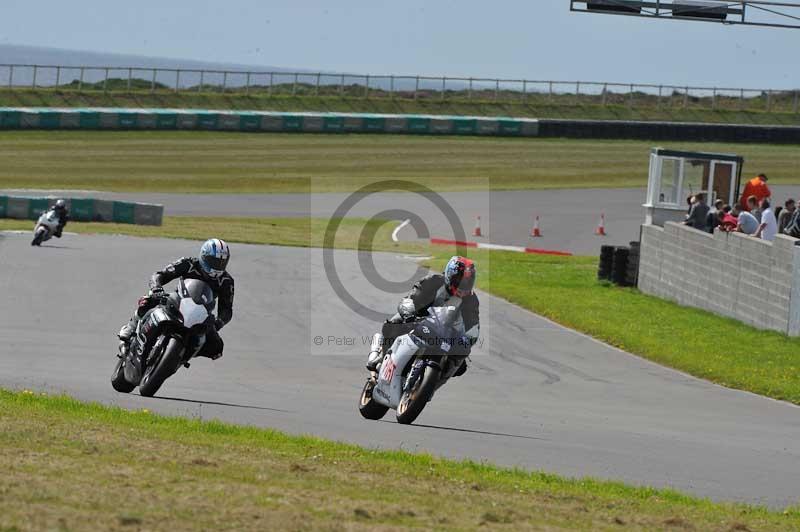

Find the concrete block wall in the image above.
[{"left": 639, "top": 221, "right": 800, "bottom": 335}]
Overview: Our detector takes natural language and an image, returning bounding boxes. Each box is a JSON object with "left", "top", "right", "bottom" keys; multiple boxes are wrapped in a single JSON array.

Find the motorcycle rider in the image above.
[
  {"left": 50, "top": 199, "right": 69, "bottom": 238},
  {"left": 118, "top": 238, "right": 234, "bottom": 361},
  {"left": 366, "top": 256, "right": 479, "bottom": 376}
]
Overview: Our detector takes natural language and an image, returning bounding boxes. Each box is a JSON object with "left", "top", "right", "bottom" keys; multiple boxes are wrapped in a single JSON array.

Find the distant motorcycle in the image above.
[
  {"left": 112, "top": 278, "right": 217, "bottom": 397},
  {"left": 31, "top": 210, "right": 60, "bottom": 246},
  {"left": 359, "top": 305, "right": 467, "bottom": 425}
]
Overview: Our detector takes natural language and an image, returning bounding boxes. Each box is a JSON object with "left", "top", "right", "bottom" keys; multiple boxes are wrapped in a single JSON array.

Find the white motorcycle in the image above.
[
  {"left": 359, "top": 305, "right": 468, "bottom": 425},
  {"left": 31, "top": 210, "right": 60, "bottom": 246}
]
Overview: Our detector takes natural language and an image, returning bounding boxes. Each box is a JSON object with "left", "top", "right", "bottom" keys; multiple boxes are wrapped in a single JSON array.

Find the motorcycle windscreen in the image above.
[
  {"left": 179, "top": 298, "right": 210, "bottom": 328},
  {"left": 425, "top": 305, "right": 465, "bottom": 337},
  {"left": 179, "top": 278, "right": 216, "bottom": 311}
]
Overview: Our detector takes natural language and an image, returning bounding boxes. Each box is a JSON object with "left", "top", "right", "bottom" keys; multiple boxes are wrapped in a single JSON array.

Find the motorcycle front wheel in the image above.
[
  {"left": 139, "top": 336, "right": 183, "bottom": 397},
  {"left": 31, "top": 227, "right": 46, "bottom": 246},
  {"left": 358, "top": 377, "right": 389, "bottom": 420},
  {"left": 396, "top": 365, "right": 440, "bottom": 425},
  {"left": 111, "top": 357, "right": 136, "bottom": 393}
]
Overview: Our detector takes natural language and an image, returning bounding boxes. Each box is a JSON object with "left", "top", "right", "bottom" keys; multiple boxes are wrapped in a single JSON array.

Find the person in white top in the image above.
[{"left": 756, "top": 198, "right": 778, "bottom": 241}]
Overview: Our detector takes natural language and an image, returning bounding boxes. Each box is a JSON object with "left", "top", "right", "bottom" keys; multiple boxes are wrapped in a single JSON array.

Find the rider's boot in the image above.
[{"left": 365, "top": 332, "right": 384, "bottom": 371}]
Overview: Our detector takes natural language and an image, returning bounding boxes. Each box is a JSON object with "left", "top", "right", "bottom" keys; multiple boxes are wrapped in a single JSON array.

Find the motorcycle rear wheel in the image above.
[
  {"left": 358, "top": 377, "right": 389, "bottom": 420},
  {"left": 139, "top": 337, "right": 183, "bottom": 397},
  {"left": 396, "top": 365, "right": 440, "bottom": 425},
  {"left": 111, "top": 357, "right": 136, "bottom": 393}
]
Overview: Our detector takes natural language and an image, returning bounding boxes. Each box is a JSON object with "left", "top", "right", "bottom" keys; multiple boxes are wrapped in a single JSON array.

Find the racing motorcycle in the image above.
[
  {"left": 359, "top": 305, "right": 468, "bottom": 425},
  {"left": 111, "top": 278, "right": 217, "bottom": 397},
  {"left": 31, "top": 209, "right": 60, "bottom": 246}
]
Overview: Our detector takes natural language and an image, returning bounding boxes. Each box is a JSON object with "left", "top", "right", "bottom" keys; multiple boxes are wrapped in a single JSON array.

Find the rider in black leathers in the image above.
[
  {"left": 366, "top": 256, "right": 479, "bottom": 376},
  {"left": 51, "top": 199, "right": 69, "bottom": 238},
  {"left": 118, "top": 240, "right": 234, "bottom": 360}
]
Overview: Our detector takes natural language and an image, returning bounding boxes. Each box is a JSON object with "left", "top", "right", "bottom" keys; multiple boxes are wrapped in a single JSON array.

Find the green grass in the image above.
[
  {"left": 0, "top": 216, "right": 424, "bottom": 254},
  {"left": 4, "top": 215, "right": 800, "bottom": 405},
  {"left": 1, "top": 130, "right": 800, "bottom": 193},
  {"left": 4, "top": 87, "right": 800, "bottom": 125},
  {"left": 1, "top": 389, "right": 797, "bottom": 531},
  {"left": 429, "top": 249, "right": 800, "bottom": 405}
]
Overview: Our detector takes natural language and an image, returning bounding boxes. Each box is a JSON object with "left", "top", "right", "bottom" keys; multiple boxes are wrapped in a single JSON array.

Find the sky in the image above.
[{"left": 0, "top": 1, "right": 797, "bottom": 88}]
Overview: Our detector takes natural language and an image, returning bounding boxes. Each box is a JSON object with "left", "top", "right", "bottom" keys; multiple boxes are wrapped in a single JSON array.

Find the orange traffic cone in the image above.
[
  {"left": 531, "top": 216, "right": 542, "bottom": 237},
  {"left": 595, "top": 214, "right": 607, "bottom": 236},
  {"left": 472, "top": 216, "right": 483, "bottom": 237}
]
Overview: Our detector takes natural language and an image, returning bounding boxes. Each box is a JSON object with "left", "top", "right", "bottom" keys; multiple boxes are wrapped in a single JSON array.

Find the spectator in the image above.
[
  {"left": 739, "top": 173, "right": 770, "bottom": 209},
  {"left": 686, "top": 194, "right": 696, "bottom": 215},
  {"left": 784, "top": 203, "right": 800, "bottom": 238},
  {"left": 706, "top": 198, "right": 724, "bottom": 233},
  {"left": 778, "top": 199, "right": 796, "bottom": 234},
  {"left": 755, "top": 198, "right": 778, "bottom": 241},
  {"left": 684, "top": 193, "right": 709, "bottom": 231},
  {"left": 719, "top": 205, "right": 738, "bottom": 232},
  {"left": 736, "top": 204, "right": 760, "bottom": 235},
  {"left": 747, "top": 195, "right": 762, "bottom": 220}
]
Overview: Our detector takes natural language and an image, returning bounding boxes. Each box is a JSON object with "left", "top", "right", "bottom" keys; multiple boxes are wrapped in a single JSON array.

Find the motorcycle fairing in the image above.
[{"left": 373, "top": 334, "right": 420, "bottom": 409}]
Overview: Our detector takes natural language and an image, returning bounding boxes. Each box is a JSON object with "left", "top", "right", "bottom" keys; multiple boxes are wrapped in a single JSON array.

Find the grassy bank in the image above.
[
  {"left": 3, "top": 88, "right": 800, "bottom": 125},
  {"left": 1, "top": 130, "right": 799, "bottom": 193},
  {"left": 4, "top": 215, "right": 800, "bottom": 405},
  {"left": 1, "top": 389, "right": 796, "bottom": 531}
]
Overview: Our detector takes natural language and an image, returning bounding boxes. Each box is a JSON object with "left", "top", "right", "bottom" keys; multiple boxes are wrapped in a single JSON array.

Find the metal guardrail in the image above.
[{"left": 0, "top": 63, "right": 798, "bottom": 114}]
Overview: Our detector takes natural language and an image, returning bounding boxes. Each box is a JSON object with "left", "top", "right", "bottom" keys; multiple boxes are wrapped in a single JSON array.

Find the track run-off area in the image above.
[
  {"left": 7, "top": 185, "right": 800, "bottom": 256},
  {"left": 2, "top": 232, "right": 799, "bottom": 508}
]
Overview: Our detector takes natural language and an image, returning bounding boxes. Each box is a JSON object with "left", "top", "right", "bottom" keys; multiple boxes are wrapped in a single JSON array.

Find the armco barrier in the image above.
[
  {"left": 1, "top": 107, "right": 800, "bottom": 142},
  {"left": 0, "top": 195, "right": 163, "bottom": 226}
]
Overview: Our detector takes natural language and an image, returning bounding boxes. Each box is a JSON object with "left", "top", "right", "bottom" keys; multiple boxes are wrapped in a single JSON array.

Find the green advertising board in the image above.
[
  {"left": 38, "top": 112, "right": 61, "bottom": 129},
  {"left": 79, "top": 112, "right": 101, "bottom": 129},
  {"left": 70, "top": 198, "right": 95, "bottom": 221},
  {"left": 407, "top": 117, "right": 431, "bottom": 134},
  {"left": 282, "top": 115, "right": 304, "bottom": 131},
  {"left": 28, "top": 197, "right": 50, "bottom": 219},
  {"left": 156, "top": 113, "right": 178, "bottom": 129},
  {"left": 112, "top": 201, "right": 136, "bottom": 224}
]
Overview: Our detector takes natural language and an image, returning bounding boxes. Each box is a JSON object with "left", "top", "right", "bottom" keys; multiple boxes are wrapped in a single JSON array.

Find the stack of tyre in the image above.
[{"left": 598, "top": 242, "right": 640, "bottom": 287}]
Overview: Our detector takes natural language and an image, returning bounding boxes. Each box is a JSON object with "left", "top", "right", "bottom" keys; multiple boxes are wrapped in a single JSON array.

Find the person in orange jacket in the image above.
[{"left": 739, "top": 173, "right": 770, "bottom": 210}]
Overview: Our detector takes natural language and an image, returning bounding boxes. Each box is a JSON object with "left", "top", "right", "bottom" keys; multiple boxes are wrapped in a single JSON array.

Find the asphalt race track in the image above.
[
  {"left": 2, "top": 231, "right": 799, "bottom": 507},
  {"left": 9, "top": 185, "right": 800, "bottom": 256}
]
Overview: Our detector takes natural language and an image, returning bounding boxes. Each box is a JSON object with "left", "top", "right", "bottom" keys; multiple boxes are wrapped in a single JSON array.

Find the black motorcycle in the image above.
[{"left": 112, "top": 278, "right": 217, "bottom": 397}]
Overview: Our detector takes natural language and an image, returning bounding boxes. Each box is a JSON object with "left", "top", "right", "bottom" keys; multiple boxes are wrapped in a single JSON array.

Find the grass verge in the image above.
[
  {"left": 0, "top": 216, "right": 424, "bottom": 254},
  {"left": 1, "top": 388, "right": 797, "bottom": 531},
  {"left": 3, "top": 88, "right": 800, "bottom": 125},
  {"left": 4, "top": 216, "right": 800, "bottom": 404},
  {"left": 428, "top": 250, "right": 800, "bottom": 405},
  {"left": 1, "top": 130, "right": 799, "bottom": 193}
]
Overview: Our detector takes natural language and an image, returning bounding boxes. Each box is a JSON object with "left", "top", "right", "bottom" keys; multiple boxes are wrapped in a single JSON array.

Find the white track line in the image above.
[
  {"left": 391, "top": 219, "right": 411, "bottom": 242},
  {"left": 475, "top": 242, "right": 527, "bottom": 253}
]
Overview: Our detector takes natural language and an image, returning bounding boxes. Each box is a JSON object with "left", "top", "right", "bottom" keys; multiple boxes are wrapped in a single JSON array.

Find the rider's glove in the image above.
[
  {"left": 214, "top": 319, "right": 224, "bottom": 331},
  {"left": 397, "top": 298, "right": 416, "bottom": 319}
]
